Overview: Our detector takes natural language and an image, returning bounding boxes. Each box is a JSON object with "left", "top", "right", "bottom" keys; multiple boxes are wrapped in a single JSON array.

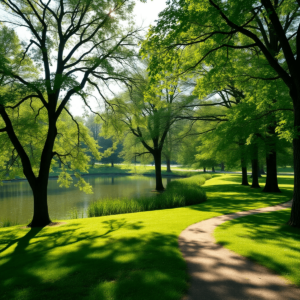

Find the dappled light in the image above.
[
  {"left": 0, "top": 174, "right": 298, "bottom": 299},
  {"left": 0, "top": 219, "right": 185, "bottom": 300},
  {"left": 215, "top": 209, "right": 300, "bottom": 286}
]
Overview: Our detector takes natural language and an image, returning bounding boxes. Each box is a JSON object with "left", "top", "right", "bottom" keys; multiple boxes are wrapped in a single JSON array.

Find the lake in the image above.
[{"left": 0, "top": 175, "right": 173, "bottom": 224}]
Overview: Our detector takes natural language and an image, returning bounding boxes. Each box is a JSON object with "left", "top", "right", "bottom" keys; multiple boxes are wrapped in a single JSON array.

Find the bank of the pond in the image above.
[
  {"left": 2, "top": 164, "right": 200, "bottom": 182},
  {"left": 0, "top": 175, "right": 181, "bottom": 225},
  {"left": 0, "top": 174, "right": 295, "bottom": 300},
  {"left": 87, "top": 174, "right": 211, "bottom": 217}
]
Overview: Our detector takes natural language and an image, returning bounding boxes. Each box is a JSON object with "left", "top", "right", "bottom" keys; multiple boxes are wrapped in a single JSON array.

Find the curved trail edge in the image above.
[{"left": 179, "top": 200, "right": 300, "bottom": 300}]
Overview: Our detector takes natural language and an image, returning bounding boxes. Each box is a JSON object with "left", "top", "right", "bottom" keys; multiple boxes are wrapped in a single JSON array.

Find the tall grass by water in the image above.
[
  {"left": 87, "top": 174, "right": 211, "bottom": 217},
  {"left": 0, "top": 220, "right": 19, "bottom": 228}
]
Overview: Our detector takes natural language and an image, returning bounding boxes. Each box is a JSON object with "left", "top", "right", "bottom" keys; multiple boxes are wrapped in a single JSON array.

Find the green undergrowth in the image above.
[
  {"left": 215, "top": 208, "right": 300, "bottom": 286},
  {"left": 87, "top": 174, "right": 211, "bottom": 217},
  {"left": 0, "top": 174, "right": 295, "bottom": 300}
]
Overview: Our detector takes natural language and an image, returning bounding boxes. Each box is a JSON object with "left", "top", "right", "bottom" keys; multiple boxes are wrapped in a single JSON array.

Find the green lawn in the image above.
[
  {"left": 0, "top": 174, "right": 296, "bottom": 300},
  {"left": 215, "top": 208, "right": 300, "bottom": 286},
  {"left": 277, "top": 166, "right": 294, "bottom": 173},
  {"left": 49, "top": 163, "right": 201, "bottom": 178},
  {"left": 8, "top": 164, "right": 200, "bottom": 181}
]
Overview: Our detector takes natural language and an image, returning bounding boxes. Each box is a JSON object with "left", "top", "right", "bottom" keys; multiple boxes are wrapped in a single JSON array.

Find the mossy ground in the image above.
[{"left": 0, "top": 174, "right": 296, "bottom": 300}]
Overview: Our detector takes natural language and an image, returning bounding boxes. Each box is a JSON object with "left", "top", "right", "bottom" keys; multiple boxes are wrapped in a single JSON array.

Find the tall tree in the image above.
[
  {"left": 0, "top": 0, "right": 140, "bottom": 227},
  {"left": 101, "top": 70, "right": 196, "bottom": 190},
  {"left": 142, "top": 0, "right": 300, "bottom": 226}
]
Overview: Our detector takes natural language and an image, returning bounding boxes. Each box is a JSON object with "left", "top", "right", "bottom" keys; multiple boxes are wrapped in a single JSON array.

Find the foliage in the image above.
[{"left": 0, "top": 1, "right": 142, "bottom": 225}]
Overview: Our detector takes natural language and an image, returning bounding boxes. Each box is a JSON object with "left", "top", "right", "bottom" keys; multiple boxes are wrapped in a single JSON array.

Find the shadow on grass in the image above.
[
  {"left": 188, "top": 175, "right": 294, "bottom": 215},
  {"left": 216, "top": 209, "right": 300, "bottom": 286},
  {"left": 0, "top": 219, "right": 187, "bottom": 300}
]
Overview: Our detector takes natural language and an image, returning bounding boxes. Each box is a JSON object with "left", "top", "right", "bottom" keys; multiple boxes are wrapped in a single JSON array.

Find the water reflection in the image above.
[{"left": 0, "top": 175, "right": 173, "bottom": 224}]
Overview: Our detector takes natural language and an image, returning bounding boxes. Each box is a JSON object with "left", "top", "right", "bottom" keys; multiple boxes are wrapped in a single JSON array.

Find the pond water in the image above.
[{"left": 0, "top": 175, "right": 173, "bottom": 224}]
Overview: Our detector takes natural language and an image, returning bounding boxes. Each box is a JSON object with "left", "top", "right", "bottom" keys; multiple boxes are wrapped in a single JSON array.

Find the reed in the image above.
[{"left": 88, "top": 174, "right": 211, "bottom": 217}]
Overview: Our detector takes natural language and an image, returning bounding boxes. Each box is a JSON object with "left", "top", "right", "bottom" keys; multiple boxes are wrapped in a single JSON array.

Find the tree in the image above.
[
  {"left": 101, "top": 70, "right": 196, "bottom": 190},
  {"left": 0, "top": 0, "right": 140, "bottom": 227},
  {"left": 84, "top": 114, "right": 123, "bottom": 167},
  {"left": 142, "top": 0, "right": 300, "bottom": 226}
]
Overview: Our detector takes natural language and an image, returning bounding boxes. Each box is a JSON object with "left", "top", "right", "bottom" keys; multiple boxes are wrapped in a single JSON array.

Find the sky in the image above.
[{"left": 69, "top": 0, "right": 168, "bottom": 117}]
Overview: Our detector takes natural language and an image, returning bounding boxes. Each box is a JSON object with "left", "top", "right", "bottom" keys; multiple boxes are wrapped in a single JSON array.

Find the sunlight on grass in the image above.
[
  {"left": 215, "top": 209, "right": 300, "bottom": 286},
  {"left": 0, "top": 174, "right": 295, "bottom": 300}
]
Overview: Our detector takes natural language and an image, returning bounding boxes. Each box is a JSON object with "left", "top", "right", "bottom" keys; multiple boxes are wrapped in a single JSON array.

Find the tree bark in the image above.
[
  {"left": 166, "top": 158, "right": 171, "bottom": 172},
  {"left": 111, "top": 161, "right": 114, "bottom": 167},
  {"left": 263, "top": 150, "right": 281, "bottom": 193},
  {"left": 251, "top": 144, "right": 260, "bottom": 188},
  {"left": 289, "top": 96, "right": 300, "bottom": 227},
  {"left": 212, "top": 166, "right": 215, "bottom": 172},
  {"left": 240, "top": 144, "right": 249, "bottom": 185},
  {"left": 153, "top": 150, "right": 164, "bottom": 191},
  {"left": 29, "top": 180, "right": 51, "bottom": 227},
  {"left": 263, "top": 124, "right": 281, "bottom": 193},
  {"left": 242, "top": 166, "right": 249, "bottom": 186},
  {"left": 203, "top": 167, "right": 206, "bottom": 172},
  {"left": 241, "top": 155, "right": 249, "bottom": 186}
]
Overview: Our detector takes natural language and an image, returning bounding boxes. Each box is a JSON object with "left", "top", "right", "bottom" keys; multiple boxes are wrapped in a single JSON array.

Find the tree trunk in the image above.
[
  {"left": 257, "top": 162, "right": 262, "bottom": 177},
  {"left": 153, "top": 151, "right": 164, "bottom": 191},
  {"left": 212, "top": 166, "right": 215, "bottom": 172},
  {"left": 241, "top": 166, "right": 249, "bottom": 186},
  {"left": 263, "top": 150, "right": 280, "bottom": 193},
  {"left": 29, "top": 180, "right": 51, "bottom": 227},
  {"left": 111, "top": 161, "right": 114, "bottom": 167},
  {"left": 251, "top": 144, "right": 260, "bottom": 188},
  {"left": 203, "top": 167, "right": 206, "bottom": 172},
  {"left": 240, "top": 144, "right": 249, "bottom": 185},
  {"left": 221, "top": 162, "right": 225, "bottom": 171},
  {"left": 263, "top": 124, "right": 281, "bottom": 193},
  {"left": 260, "top": 165, "right": 265, "bottom": 175},
  {"left": 289, "top": 97, "right": 300, "bottom": 227},
  {"left": 166, "top": 158, "right": 171, "bottom": 172}
]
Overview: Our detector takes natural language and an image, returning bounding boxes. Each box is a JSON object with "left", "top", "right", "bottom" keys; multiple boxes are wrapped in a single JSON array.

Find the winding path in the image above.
[{"left": 179, "top": 200, "right": 300, "bottom": 300}]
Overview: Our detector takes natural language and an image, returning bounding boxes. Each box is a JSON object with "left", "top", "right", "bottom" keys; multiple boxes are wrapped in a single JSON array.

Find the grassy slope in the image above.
[
  {"left": 8, "top": 164, "right": 200, "bottom": 181},
  {"left": 215, "top": 208, "right": 300, "bottom": 286},
  {"left": 0, "top": 174, "right": 295, "bottom": 300},
  {"left": 83, "top": 164, "right": 201, "bottom": 177}
]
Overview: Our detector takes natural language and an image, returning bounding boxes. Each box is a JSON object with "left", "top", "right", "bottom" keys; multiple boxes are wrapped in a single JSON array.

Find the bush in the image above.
[{"left": 87, "top": 174, "right": 209, "bottom": 217}]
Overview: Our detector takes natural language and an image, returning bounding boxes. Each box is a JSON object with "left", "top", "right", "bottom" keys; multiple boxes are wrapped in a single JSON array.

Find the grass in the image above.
[
  {"left": 9, "top": 164, "right": 202, "bottom": 181},
  {"left": 88, "top": 174, "right": 210, "bottom": 217},
  {"left": 49, "top": 163, "right": 201, "bottom": 177},
  {"left": 0, "top": 174, "right": 296, "bottom": 300},
  {"left": 88, "top": 164, "right": 202, "bottom": 177},
  {"left": 214, "top": 208, "right": 300, "bottom": 286},
  {"left": 0, "top": 220, "right": 19, "bottom": 228},
  {"left": 277, "top": 166, "right": 294, "bottom": 173}
]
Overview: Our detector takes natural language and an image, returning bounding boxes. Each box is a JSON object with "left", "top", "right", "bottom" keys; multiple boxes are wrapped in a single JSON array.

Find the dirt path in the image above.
[{"left": 179, "top": 200, "right": 300, "bottom": 300}]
